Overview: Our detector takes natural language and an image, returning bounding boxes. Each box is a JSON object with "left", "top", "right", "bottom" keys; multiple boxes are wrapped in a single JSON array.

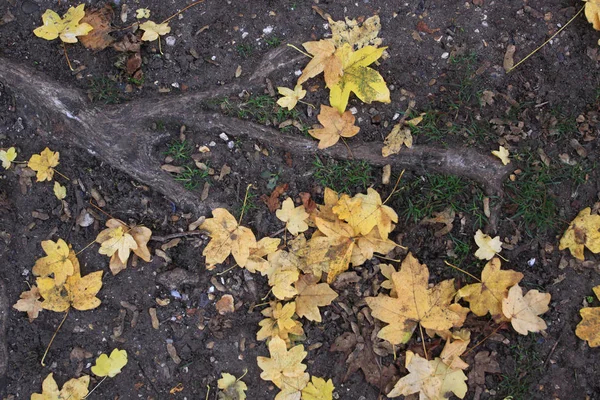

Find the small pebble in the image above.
[
  {"left": 242, "top": 32, "right": 249, "bottom": 39},
  {"left": 165, "top": 36, "right": 176, "bottom": 46},
  {"left": 227, "top": 141, "right": 235, "bottom": 149},
  {"left": 263, "top": 26, "right": 274, "bottom": 34},
  {"left": 219, "top": 132, "right": 229, "bottom": 141},
  {"left": 441, "top": 52, "right": 449, "bottom": 59}
]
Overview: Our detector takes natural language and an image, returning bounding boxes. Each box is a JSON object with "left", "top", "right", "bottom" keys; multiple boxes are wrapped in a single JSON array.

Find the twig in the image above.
[
  {"left": 41, "top": 308, "right": 69, "bottom": 366},
  {"left": 83, "top": 376, "right": 107, "bottom": 399},
  {"left": 62, "top": 43, "right": 73, "bottom": 71},
  {"left": 150, "top": 231, "right": 207, "bottom": 242},
  {"left": 419, "top": 324, "right": 428, "bottom": 360},
  {"left": 444, "top": 260, "right": 481, "bottom": 282}
]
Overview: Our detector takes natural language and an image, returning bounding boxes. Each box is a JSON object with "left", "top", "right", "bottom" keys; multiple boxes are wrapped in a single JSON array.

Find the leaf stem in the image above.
[
  {"left": 419, "top": 323, "right": 428, "bottom": 360},
  {"left": 238, "top": 184, "right": 253, "bottom": 225},
  {"left": 444, "top": 260, "right": 481, "bottom": 282},
  {"left": 62, "top": 42, "right": 74, "bottom": 71},
  {"left": 161, "top": 0, "right": 206, "bottom": 24},
  {"left": 464, "top": 322, "right": 506, "bottom": 356},
  {"left": 83, "top": 376, "right": 107, "bottom": 399},
  {"left": 216, "top": 264, "right": 238, "bottom": 275},
  {"left": 286, "top": 43, "right": 312, "bottom": 58},
  {"left": 383, "top": 169, "right": 405, "bottom": 205},
  {"left": 508, "top": 5, "right": 585, "bottom": 73},
  {"left": 297, "top": 100, "right": 315, "bottom": 109},
  {"left": 75, "top": 239, "right": 97, "bottom": 256},
  {"left": 41, "top": 308, "right": 69, "bottom": 366},
  {"left": 53, "top": 169, "right": 71, "bottom": 181},
  {"left": 205, "top": 385, "right": 210, "bottom": 400}
]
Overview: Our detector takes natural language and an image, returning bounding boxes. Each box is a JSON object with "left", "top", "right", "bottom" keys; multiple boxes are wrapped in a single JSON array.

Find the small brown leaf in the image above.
[
  {"left": 216, "top": 294, "right": 235, "bottom": 315},
  {"left": 261, "top": 183, "right": 289, "bottom": 212},
  {"left": 503, "top": 45, "right": 516, "bottom": 72},
  {"left": 80, "top": 5, "right": 115, "bottom": 50}
]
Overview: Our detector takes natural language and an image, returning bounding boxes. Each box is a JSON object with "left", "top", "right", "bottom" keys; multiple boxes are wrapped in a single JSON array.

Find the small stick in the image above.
[
  {"left": 508, "top": 5, "right": 585, "bottom": 73},
  {"left": 444, "top": 260, "right": 481, "bottom": 282},
  {"left": 238, "top": 184, "right": 253, "bottom": 225},
  {"left": 286, "top": 43, "right": 312, "bottom": 58},
  {"left": 205, "top": 385, "right": 210, "bottom": 400},
  {"left": 151, "top": 231, "right": 207, "bottom": 242},
  {"left": 53, "top": 169, "right": 71, "bottom": 181},
  {"left": 419, "top": 324, "right": 428, "bottom": 360},
  {"left": 216, "top": 264, "right": 238, "bottom": 276},
  {"left": 383, "top": 169, "right": 406, "bottom": 205},
  {"left": 340, "top": 137, "right": 355, "bottom": 160},
  {"left": 41, "top": 308, "right": 70, "bottom": 366},
  {"left": 62, "top": 42, "right": 74, "bottom": 71},
  {"left": 89, "top": 200, "right": 120, "bottom": 222},
  {"left": 464, "top": 322, "right": 506, "bottom": 356},
  {"left": 75, "top": 239, "right": 97, "bottom": 256},
  {"left": 83, "top": 376, "right": 107, "bottom": 399}
]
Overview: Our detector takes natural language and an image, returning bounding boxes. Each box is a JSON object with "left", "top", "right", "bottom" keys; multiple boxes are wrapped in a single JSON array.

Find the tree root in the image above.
[{"left": 0, "top": 48, "right": 511, "bottom": 220}]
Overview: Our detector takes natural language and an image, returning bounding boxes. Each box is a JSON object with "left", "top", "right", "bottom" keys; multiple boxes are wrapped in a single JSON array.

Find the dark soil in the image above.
[{"left": 1, "top": 0, "right": 600, "bottom": 399}]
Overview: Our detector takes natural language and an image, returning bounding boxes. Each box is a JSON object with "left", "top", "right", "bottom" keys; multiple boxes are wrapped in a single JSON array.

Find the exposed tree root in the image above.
[{"left": 0, "top": 48, "right": 510, "bottom": 220}]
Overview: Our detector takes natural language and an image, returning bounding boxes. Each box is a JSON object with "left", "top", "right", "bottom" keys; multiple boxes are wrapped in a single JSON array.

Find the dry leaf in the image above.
[
  {"left": 492, "top": 146, "right": 510, "bottom": 165},
  {"left": 91, "top": 348, "right": 128, "bottom": 377},
  {"left": 559, "top": 207, "right": 600, "bottom": 260},
  {"left": 80, "top": 5, "right": 115, "bottom": 50},
  {"left": 421, "top": 207, "right": 455, "bottom": 237},
  {"left": 309, "top": 105, "right": 360, "bottom": 149},
  {"left": 301, "top": 377, "right": 334, "bottom": 400},
  {"left": 261, "top": 183, "right": 289, "bottom": 212},
  {"left": 277, "top": 85, "right": 306, "bottom": 110},
  {"left": 503, "top": 44, "right": 516, "bottom": 72},
  {"left": 0, "top": 147, "right": 17, "bottom": 169},
  {"left": 37, "top": 267, "right": 103, "bottom": 312},
  {"left": 332, "top": 188, "right": 397, "bottom": 237},
  {"left": 294, "top": 274, "right": 338, "bottom": 322},
  {"left": 139, "top": 20, "right": 171, "bottom": 41},
  {"left": 329, "top": 15, "right": 382, "bottom": 49},
  {"left": 216, "top": 294, "right": 235, "bottom": 315},
  {"left": 28, "top": 147, "right": 59, "bottom": 182},
  {"left": 502, "top": 284, "right": 551, "bottom": 335},
  {"left": 257, "top": 337, "right": 309, "bottom": 397},
  {"left": 31, "top": 373, "right": 89, "bottom": 400},
  {"left": 32, "top": 239, "right": 75, "bottom": 286},
  {"left": 576, "top": 285, "right": 600, "bottom": 347},
  {"left": 53, "top": 182, "right": 67, "bottom": 200},
  {"left": 276, "top": 198, "right": 309, "bottom": 236},
  {"left": 257, "top": 301, "right": 304, "bottom": 344},
  {"left": 218, "top": 372, "right": 248, "bottom": 400},
  {"left": 382, "top": 124, "right": 413, "bottom": 157},
  {"left": 585, "top": 0, "right": 600, "bottom": 30},
  {"left": 13, "top": 286, "right": 43, "bottom": 322},
  {"left": 474, "top": 229, "right": 502, "bottom": 260},
  {"left": 297, "top": 39, "right": 343, "bottom": 87}
]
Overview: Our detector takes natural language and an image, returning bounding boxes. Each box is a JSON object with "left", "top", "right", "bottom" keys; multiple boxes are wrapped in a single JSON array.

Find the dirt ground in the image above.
[{"left": 1, "top": 0, "right": 600, "bottom": 399}]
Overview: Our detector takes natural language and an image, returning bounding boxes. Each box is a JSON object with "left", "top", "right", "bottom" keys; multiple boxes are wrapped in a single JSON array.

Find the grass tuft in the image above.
[{"left": 312, "top": 157, "right": 372, "bottom": 194}]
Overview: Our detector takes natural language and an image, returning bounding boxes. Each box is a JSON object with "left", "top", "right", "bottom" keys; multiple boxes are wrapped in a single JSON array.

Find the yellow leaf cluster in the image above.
[
  {"left": 559, "top": 207, "right": 600, "bottom": 260},
  {"left": 576, "top": 285, "right": 600, "bottom": 347},
  {"left": 95, "top": 218, "right": 152, "bottom": 275},
  {"left": 31, "top": 373, "right": 89, "bottom": 400},
  {"left": 28, "top": 148, "right": 60, "bottom": 182},
  {"left": 33, "top": 5, "right": 94, "bottom": 43},
  {"left": 91, "top": 348, "right": 128, "bottom": 377}
]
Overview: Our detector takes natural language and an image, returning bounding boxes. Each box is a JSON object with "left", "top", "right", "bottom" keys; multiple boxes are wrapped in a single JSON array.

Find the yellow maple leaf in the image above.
[
  {"left": 301, "top": 376, "right": 334, "bottom": 400},
  {"left": 91, "top": 348, "right": 128, "bottom": 377},
  {"left": 439, "top": 330, "right": 471, "bottom": 370},
  {"left": 308, "top": 105, "right": 360, "bottom": 149},
  {"left": 32, "top": 239, "right": 75, "bottom": 286},
  {"left": 585, "top": 0, "right": 600, "bottom": 30},
  {"left": 294, "top": 274, "right": 338, "bottom": 322},
  {"left": 267, "top": 250, "right": 300, "bottom": 300},
  {"left": 491, "top": 146, "right": 510, "bottom": 165},
  {"left": 139, "top": 20, "right": 171, "bottom": 41},
  {"left": 456, "top": 257, "right": 523, "bottom": 322},
  {"left": 31, "top": 373, "right": 90, "bottom": 400},
  {"left": 332, "top": 188, "right": 398, "bottom": 237},
  {"left": 257, "top": 336, "right": 309, "bottom": 396},
  {"left": 382, "top": 124, "right": 413, "bottom": 157},
  {"left": 314, "top": 217, "right": 356, "bottom": 283},
  {"left": 353, "top": 224, "right": 397, "bottom": 263},
  {"left": 559, "top": 207, "right": 600, "bottom": 260},
  {"left": 257, "top": 301, "right": 304, "bottom": 344},
  {"left": 387, "top": 351, "right": 468, "bottom": 399},
  {"left": 95, "top": 219, "right": 152, "bottom": 274},
  {"left": 277, "top": 85, "right": 306, "bottom": 111},
  {"left": 53, "top": 182, "right": 67, "bottom": 200},
  {"left": 246, "top": 237, "right": 281, "bottom": 273},
  {"left": 474, "top": 229, "right": 502, "bottom": 260},
  {"left": 297, "top": 39, "right": 343, "bottom": 87},
  {"left": 33, "top": 5, "right": 94, "bottom": 43},
  {"left": 13, "top": 285, "right": 43, "bottom": 322},
  {"left": 328, "top": 15, "right": 382, "bottom": 49},
  {"left": 366, "top": 253, "right": 467, "bottom": 345},
  {"left": 276, "top": 198, "right": 309, "bottom": 236},
  {"left": 576, "top": 285, "right": 600, "bottom": 347},
  {"left": 28, "top": 147, "right": 60, "bottom": 182},
  {"left": 502, "top": 284, "right": 551, "bottom": 335},
  {"left": 217, "top": 372, "right": 248, "bottom": 400},
  {"left": 201, "top": 208, "right": 257, "bottom": 268},
  {"left": 37, "top": 260, "right": 103, "bottom": 312},
  {"left": 0, "top": 147, "right": 17, "bottom": 169},
  {"left": 329, "top": 44, "right": 390, "bottom": 113}
]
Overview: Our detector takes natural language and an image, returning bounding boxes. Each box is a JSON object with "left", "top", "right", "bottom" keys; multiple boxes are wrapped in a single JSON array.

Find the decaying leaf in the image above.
[
  {"left": 257, "top": 301, "right": 304, "bottom": 344},
  {"left": 502, "top": 284, "right": 551, "bottom": 335},
  {"left": 329, "top": 15, "right": 382, "bottom": 49},
  {"left": 13, "top": 285, "right": 43, "bottom": 322},
  {"left": 329, "top": 44, "right": 390, "bottom": 113},
  {"left": 440, "top": 330, "right": 470, "bottom": 370},
  {"left": 33, "top": 4, "right": 93, "bottom": 43},
  {"left": 421, "top": 207, "right": 455, "bottom": 237},
  {"left": 366, "top": 253, "right": 467, "bottom": 345},
  {"left": 474, "top": 229, "right": 502, "bottom": 260},
  {"left": 218, "top": 372, "right": 248, "bottom": 400},
  {"left": 277, "top": 85, "right": 306, "bottom": 110},
  {"left": 28, "top": 147, "right": 60, "bottom": 182},
  {"left": 576, "top": 285, "right": 600, "bottom": 347},
  {"left": 559, "top": 207, "right": 600, "bottom": 260},
  {"left": 457, "top": 258, "right": 523, "bottom": 322},
  {"left": 297, "top": 39, "right": 343, "bottom": 87},
  {"left": 201, "top": 208, "right": 257, "bottom": 268},
  {"left": 276, "top": 198, "right": 309, "bottom": 236},
  {"left": 257, "top": 336, "right": 309, "bottom": 399},
  {"left": 301, "top": 376, "right": 334, "bottom": 400},
  {"left": 382, "top": 124, "right": 413, "bottom": 157},
  {"left": 0, "top": 147, "right": 16, "bottom": 169},
  {"left": 139, "top": 20, "right": 171, "bottom": 41},
  {"left": 294, "top": 274, "right": 338, "bottom": 322},
  {"left": 92, "top": 348, "right": 128, "bottom": 377},
  {"left": 491, "top": 146, "right": 510, "bottom": 165},
  {"left": 32, "top": 239, "right": 75, "bottom": 286},
  {"left": 79, "top": 5, "right": 115, "bottom": 50},
  {"left": 261, "top": 183, "right": 289, "bottom": 213},
  {"left": 31, "top": 373, "right": 89, "bottom": 400},
  {"left": 387, "top": 350, "right": 468, "bottom": 399},
  {"left": 468, "top": 351, "right": 501, "bottom": 386},
  {"left": 308, "top": 105, "right": 360, "bottom": 149}
]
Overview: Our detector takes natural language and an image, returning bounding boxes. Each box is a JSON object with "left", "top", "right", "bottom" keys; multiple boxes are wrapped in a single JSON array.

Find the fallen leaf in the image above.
[
  {"left": 585, "top": 0, "right": 600, "bottom": 30},
  {"left": 216, "top": 294, "right": 235, "bottom": 315},
  {"left": 502, "top": 284, "right": 551, "bottom": 335},
  {"left": 136, "top": 8, "right": 151, "bottom": 19},
  {"left": 308, "top": 105, "right": 360, "bottom": 149},
  {"left": 329, "top": 15, "right": 382, "bottom": 49},
  {"left": 13, "top": 286, "right": 43, "bottom": 322},
  {"left": 0, "top": 147, "right": 16, "bottom": 169},
  {"left": 91, "top": 348, "right": 128, "bottom": 377},
  {"left": 299, "top": 192, "right": 317, "bottom": 214},
  {"left": 457, "top": 258, "right": 523, "bottom": 322},
  {"left": 559, "top": 207, "right": 600, "bottom": 260},
  {"left": 276, "top": 198, "right": 309, "bottom": 236},
  {"left": 257, "top": 301, "right": 304, "bottom": 344},
  {"left": 245, "top": 237, "right": 281, "bottom": 274},
  {"left": 576, "top": 285, "right": 600, "bottom": 347},
  {"left": 440, "top": 331, "right": 470, "bottom": 370},
  {"left": 503, "top": 44, "right": 516, "bottom": 72},
  {"left": 277, "top": 85, "right": 306, "bottom": 110},
  {"left": 28, "top": 147, "right": 59, "bottom": 182},
  {"left": 480, "top": 90, "right": 495, "bottom": 106},
  {"left": 96, "top": 219, "right": 138, "bottom": 269},
  {"left": 382, "top": 164, "right": 391, "bottom": 184},
  {"left": 218, "top": 372, "right": 247, "bottom": 400},
  {"left": 31, "top": 373, "right": 89, "bottom": 400},
  {"left": 257, "top": 336, "right": 309, "bottom": 397},
  {"left": 329, "top": 44, "right": 390, "bottom": 113},
  {"left": 468, "top": 351, "right": 500, "bottom": 385},
  {"left": 37, "top": 266, "right": 103, "bottom": 312},
  {"left": 382, "top": 124, "right": 413, "bottom": 157},
  {"left": 416, "top": 20, "right": 439, "bottom": 34},
  {"left": 297, "top": 39, "right": 343, "bottom": 87},
  {"left": 80, "top": 5, "right": 115, "bottom": 50},
  {"left": 294, "top": 274, "right": 338, "bottom": 322},
  {"left": 474, "top": 229, "right": 502, "bottom": 260},
  {"left": 492, "top": 146, "right": 510, "bottom": 165},
  {"left": 261, "top": 183, "right": 289, "bottom": 212},
  {"left": 422, "top": 207, "right": 455, "bottom": 237},
  {"left": 301, "top": 376, "right": 334, "bottom": 400},
  {"left": 33, "top": 4, "right": 94, "bottom": 43},
  {"left": 32, "top": 239, "right": 75, "bottom": 286},
  {"left": 112, "top": 32, "right": 141, "bottom": 52},
  {"left": 139, "top": 20, "right": 171, "bottom": 41},
  {"left": 332, "top": 188, "right": 398, "bottom": 237},
  {"left": 54, "top": 182, "right": 67, "bottom": 200},
  {"left": 200, "top": 208, "right": 257, "bottom": 267}
]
